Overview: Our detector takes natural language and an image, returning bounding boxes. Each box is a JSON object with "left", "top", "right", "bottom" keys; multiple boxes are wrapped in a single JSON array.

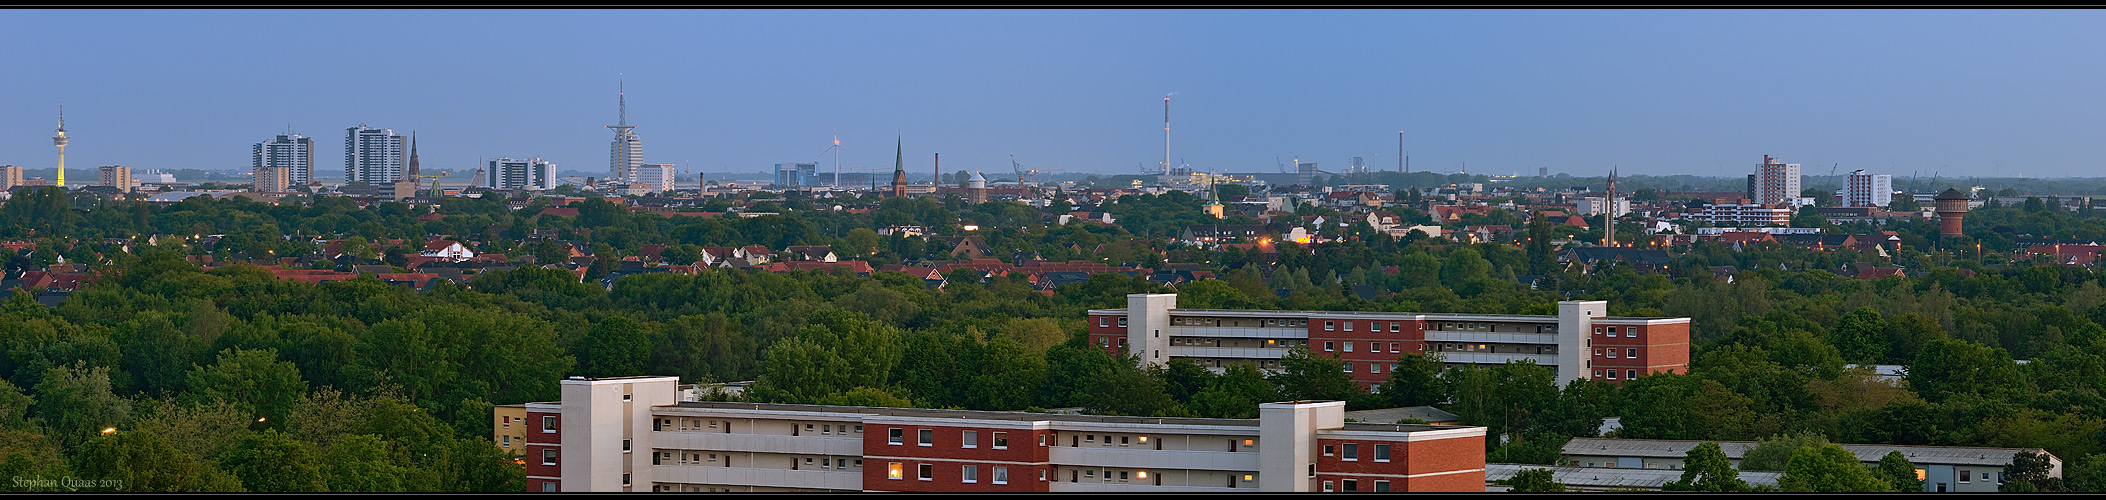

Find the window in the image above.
[
  {"left": 888, "top": 462, "right": 904, "bottom": 480},
  {"left": 1101, "top": 435, "right": 1112, "bottom": 446},
  {"left": 1375, "top": 444, "right": 1391, "bottom": 462},
  {"left": 1099, "top": 317, "right": 1109, "bottom": 328},
  {"left": 1629, "top": 328, "right": 1639, "bottom": 338},
  {"left": 1344, "top": 479, "right": 1359, "bottom": 492},
  {"left": 1343, "top": 362, "right": 1353, "bottom": 373},
  {"left": 855, "top": 425, "right": 864, "bottom": 434},
  {"left": 542, "top": 449, "right": 557, "bottom": 465},
  {"left": 1343, "top": 443, "right": 1358, "bottom": 461},
  {"left": 1118, "top": 471, "right": 1129, "bottom": 482},
  {"left": 918, "top": 428, "right": 934, "bottom": 446},
  {"left": 543, "top": 416, "right": 557, "bottom": 433},
  {"left": 1323, "top": 444, "right": 1335, "bottom": 456},
  {"left": 1389, "top": 342, "right": 1399, "bottom": 352},
  {"left": 963, "top": 430, "right": 978, "bottom": 448},
  {"left": 1627, "top": 348, "right": 1638, "bottom": 358},
  {"left": 919, "top": 463, "right": 934, "bottom": 481},
  {"left": 1086, "top": 435, "right": 1096, "bottom": 444},
  {"left": 994, "top": 466, "right": 1009, "bottom": 485},
  {"left": 1344, "top": 321, "right": 1353, "bottom": 331},
  {"left": 1608, "top": 326, "right": 1618, "bottom": 337},
  {"left": 1371, "top": 363, "right": 1381, "bottom": 374},
  {"left": 1594, "top": 327, "right": 1603, "bottom": 335},
  {"left": 622, "top": 439, "right": 631, "bottom": 452},
  {"left": 1594, "top": 370, "right": 1603, "bottom": 378},
  {"left": 1118, "top": 338, "right": 1127, "bottom": 348},
  {"left": 1325, "top": 321, "right": 1335, "bottom": 331},
  {"left": 1375, "top": 480, "right": 1391, "bottom": 492},
  {"left": 1118, "top": 317, "right": 1127, "bottom": 327},
  {"left": 1606, "top": 370, "right": 1618, "bottom": 380},
  {"left": 1325, "top": 341, "right": 1335, "bottom": 352},
  {"left": 888, "top": 428, "right": 904, "bottom": 445},
  {"left": 1120, "top": 435, "right": 1129, "bottom": 446},
  {"left": 1594, "top": 348, "right": 1602, "bottom": 356},
  {"left": 963, "top": 465, "right": 979, "bottom": 483},
  {"left": 822, "top": 424, "right": 831, "bottom": 434},
  {"left": 1389, "top": 322, "right": 1400, "bottom": 332},
  {"left": 1960, "top": 470, "right": 1970, "bottom": 483},
  {"left": 1323, "top": 480, "right": 1335, "bottom": 492},
  {"left": 502, "top": 416, "right": 511, "bottom": 428},
  {"left": 542, "top": 482, "right": 557, "bottom": 492},
  {"left": 1627, "top": 369, "right": 1638, "bottom": 379},
  {"left": 502, "top": 435, "right": 511, "bottom": 447},
  {"left": 1098, "top": 337, "right": 1109, "bottom": 348},
  {"left": 1308, "top": 464, "right": 1316, "bottom": 477},
  {"left": 1607, "top": 349, "right": 1618, "bottom": 359},
  {"left": 622, "top": 393, "right": 631, "bottom": 401},
  {"left": 1344, "top": 342, "right": 1353, "bottom": 352},
  {"left": 655, "top": 452, "right": 668, "bottom": 465}
]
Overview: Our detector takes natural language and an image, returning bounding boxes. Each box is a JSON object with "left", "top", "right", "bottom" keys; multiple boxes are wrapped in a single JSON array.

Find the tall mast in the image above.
[{"left": 53, "top": 104, "right": 68, "bottom": 187}]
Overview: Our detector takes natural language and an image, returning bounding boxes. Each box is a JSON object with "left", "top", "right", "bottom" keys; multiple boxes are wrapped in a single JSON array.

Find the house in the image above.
[
  {"left": 1180, "top": 224, "right": 1267, "bottom": 245},
  {"left": 1775, "top": 233, "right": 1859, "bottom": 252},
  {"left": 736, "top": 245, "right": 775, "bottom": 265},
  {"left": 537, "top": 207, "right": 581, "bottom": 218},
  {"left": 696, "top": 246, "right": 739, "bottom": 267},
  {"left": 941, "top": 236, "right": 994, "bottom": 258},
  {"left": 1560, "top": 437, "right": 2057, "bottom": 492},
  {"left": 637, "top": 244, "right": 667, "bottom": 265},
  {"left": 419, "top": 240, "right": 476, "bottom": 262},
  {"left": 1559, "top": 247, "right": 1673, "bottom": 272},
  {"left": 765, "top": 260, "right": 874, "bottom": 276},
  {"left": 782, "top": 245, "right": 839, "bottom": 263}
]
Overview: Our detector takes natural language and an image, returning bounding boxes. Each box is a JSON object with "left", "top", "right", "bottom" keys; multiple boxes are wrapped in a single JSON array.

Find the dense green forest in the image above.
[{"left": 3, "top": 186, "right": 2105, "bottom": 491}]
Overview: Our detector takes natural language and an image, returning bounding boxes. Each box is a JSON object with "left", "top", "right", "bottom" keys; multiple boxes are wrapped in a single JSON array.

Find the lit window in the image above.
[
  {"left": 994, "top": 432, "right": 1008, "bottom": 449},
  {"left": 888, "top": 462, "right": 904, "bottom": 480},
  {"left": 1244, "top": 474, "right": 1254, "bottom": 482}
]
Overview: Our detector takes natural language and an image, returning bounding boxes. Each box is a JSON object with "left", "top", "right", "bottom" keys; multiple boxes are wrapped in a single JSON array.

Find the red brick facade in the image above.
[
  {"left": 862, "top": 424, "right": 1054, "bottom": 492},
  {"left": 1313, "top": 434, "right": 1484, "bottom": 492},
  {"left": 1308, "top": 317, "right": 1429, "bottom": 388},
  {"left": 1589, "top": 322, "right": 1690, "bottom": 384},
  {"left": 525, "top": 409, "right": 561, "bottom": 492}
]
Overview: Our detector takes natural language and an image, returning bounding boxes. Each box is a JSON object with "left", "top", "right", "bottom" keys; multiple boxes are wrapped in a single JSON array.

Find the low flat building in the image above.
[
  {"left": 1560, "top": 437, "right": 2059, "bottom": 492},
  {"left": 1088, "top": 295, "right": 1690, "bottom": 388},
  {"left": 1485, "top": 463, "right": 1783, "bottom": 492},
  {"left": 515, "top": 376, "right": 1486, "bottom": 493}
]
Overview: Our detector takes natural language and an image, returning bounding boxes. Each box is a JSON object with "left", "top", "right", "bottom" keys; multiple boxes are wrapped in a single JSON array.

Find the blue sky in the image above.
[{"left": 2, "top": 9, "right": 2102, "bottom": 178}]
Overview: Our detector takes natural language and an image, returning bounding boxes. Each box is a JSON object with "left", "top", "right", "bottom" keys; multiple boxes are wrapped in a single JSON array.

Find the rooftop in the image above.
[
  {"left": 666, "top": 401, "right": 1472, "bottom": 433},
  {"left": 1485, "top": 463, "right": 1783, "bottom": 489},
  {"left": 1563, "top": 437, "right": 2054, "bottom": 467}
]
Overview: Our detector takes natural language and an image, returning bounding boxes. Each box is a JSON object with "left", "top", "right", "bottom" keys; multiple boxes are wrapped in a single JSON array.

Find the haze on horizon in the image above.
[{"left": 2, "top": 9, "right": 2103, "bottom": 179}]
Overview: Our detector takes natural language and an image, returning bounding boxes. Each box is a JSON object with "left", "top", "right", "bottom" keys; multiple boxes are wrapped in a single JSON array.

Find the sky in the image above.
[{"left": 2, "top": 9, "right": 2104, "bottom": 179}]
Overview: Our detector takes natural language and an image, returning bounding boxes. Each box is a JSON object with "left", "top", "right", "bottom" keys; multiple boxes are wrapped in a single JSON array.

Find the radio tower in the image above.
[
  {"left": 53, "top": 104, "right": 68, "bottom": 187},
  {"left": 1162, "top": 93, "right": 1173, "bottom": 175}
]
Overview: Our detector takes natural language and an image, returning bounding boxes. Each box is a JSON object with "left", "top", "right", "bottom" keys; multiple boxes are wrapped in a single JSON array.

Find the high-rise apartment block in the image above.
[
  {"left": 516, "top": 376, "right": 1486, "bottom": 493},
  {"left": 1088, "top": 295, "right": 1689, "bottom": 388},
  {"left": 0, "top": 165, "right": 22, "bottom": 191},
  {"left": 1578, "top": 197, "right": 1630, "bottom": 217},
  {"left": 254, "top": 133, "right": 315, "bottom": 185},
  {"left": 98, "top": 165, "right": 132, "bottom": 192},
  {"left": 607, "top": 84, "right": 644, "bottom": 184},
  {"left": 1754, "top": 155, "right": 1801, "bottom": 206},
  {"left": 1845, "top": 170, "right": 1893, "bottom": 208},
  {"left": 254, "top": 165, "right": 292, "bottom": 193},
  {"left": 486, "top": 157, "right": 559, "bottom": 191},
  {"left": 634, "top": 164, "right": 675, "bottom": 193},
  {"left": 345, "top": 125, "right": 407, "bottom": 184}
]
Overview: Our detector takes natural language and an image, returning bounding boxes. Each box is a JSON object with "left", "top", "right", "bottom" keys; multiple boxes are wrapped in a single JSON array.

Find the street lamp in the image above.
[{"left": 101, "top": 427, "right": 116, "bottom": 435}]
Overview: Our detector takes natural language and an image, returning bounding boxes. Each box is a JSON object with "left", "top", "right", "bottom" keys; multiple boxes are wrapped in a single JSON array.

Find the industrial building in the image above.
[
  {"left": 1087, "top": 295, "right": 1690, "bottom": 388},
  {"left": 516, "top": 376, "right": 1487, "bottom": 493},
  {"left": 1559, "top": 437, "right": 2060, "bottom": 493}
]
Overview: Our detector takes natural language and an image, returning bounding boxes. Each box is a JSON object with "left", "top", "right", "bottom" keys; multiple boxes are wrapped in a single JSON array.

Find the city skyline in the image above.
[{"left": 3, "top": 10, "right": 2105, "bottom": 178}]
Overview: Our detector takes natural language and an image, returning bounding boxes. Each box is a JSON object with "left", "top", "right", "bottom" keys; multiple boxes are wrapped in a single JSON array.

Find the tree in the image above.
[
  {"left": 2003, "top": 450, "right": 2064, "bottom": 492},
  {"left": 575, "top": 316, "right": 650, "bottom": 378},
  {"left": 1875, "top": 450, "right": 1923, "bottom": 492},
  {"left": 1830, "top": 306, "right": 1888, "bottom": 364},
  {"left": 1269, "top": 345, "right": 1361, "bottom": 403},
  {"left": 842, "top": 228, "right": 880, "bottom": 258},
  {"left": 1778, "top": 443, "right": 1891, "bottom": 492},
  {"left": 1504, "top": 467, "right": 1565, "bottom": 492},
  {"left": 649, "top": 313, "right": 754, "bottom": 384},
  {"left": 71, "top": 429, "right": 246, "bottom": 492},
  {"left": 1189, "top": 364, "right": 1279, "bottom": 419},
  {"left": 129, "top": 399, "right": 253, "bottom": 462},
  {"left": 1907, "top": 338, "right": 2027, "bottom": 403},
  {"left": 2064, "top": 453, "right": 2106, "bottom": 493},
  {"left": 218, "top": 428, "right": 325, "bottom": 492},
  {"left": 816, "top": 386, "right": 916, "bottom": 408},
  {"left": 1742, "top": 432, "right": 1831, "bottom": 472},
  {"left": 1526, "top": 211, "right": 1557, "bottom": 275},
  {"left": 324, "top": 434, "right": 414, "bottom": 492},
  {"left": 1380, "top": 353, "right": 1446, "bottom": 408},
  {"left": 1664, "top": 441, "right": 1751, "bottom": 492},
  {"left": 0, "top": 379, "right": 31, "bottom": 429},
  {"left": 185, "top": 348, "right": 309, "bottom": 426},
  {"left": 33, "top": 362, "right": 132, "bottom": 448}
]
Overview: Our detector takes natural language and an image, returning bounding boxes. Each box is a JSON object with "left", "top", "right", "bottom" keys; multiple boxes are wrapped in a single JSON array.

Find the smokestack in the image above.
[
  {"left": 1163, "top": 96, "right": 1171, "bottom": 175},
  {"left": 934, "top": 152, "right": 940, "bottom": 193}
]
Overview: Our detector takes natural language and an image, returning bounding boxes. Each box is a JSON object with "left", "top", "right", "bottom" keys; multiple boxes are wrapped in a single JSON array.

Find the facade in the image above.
[
  {"left": 1845, "top": 170, "right": 1893, "bottom": 208},
  {"left": 1754, "top": 155, "right": 1802, "bottom": 206},
  {"left": 634, "top": 164, "right": 676, "bottom": 193},
  {"left": 968, "top": 172, "right": 988, "bottom": 204},
  {"left": 607, "top": 85, "right": 643, "bottom": 184},
  {"left": 253, "top": 133, "right": 314, "bottom": 185},
  {"left": 486, "top": 157, "right": 559, "bottom": 190},
  {"left": 1484, "top": 463, "right": 1782, "bottom": 492},
  {"left": 1935, "top": 188, "right": 1970, "bottom": 236},
  {"left": 1559, "top": 438, "right": 2059, "bottom": 493},
  {"left": 1087, "top": 295, "right": 1690, "bottom": 388},
  {"left": 97, "top": 165, "right": 132, "bottom": 192},
  {"left": 1687, "top": 203, "right": 1792, "bottom": 226},
  {"left": 345, "top": 125, "right": 407, "bottom": 184},
  {"left": 519, "top": 376, "right": 1486, "bottom": 493},
  {"left": 254, "top": 166, "right": 292, "bottom": 193},
  {"left": 0, "top": 165, "right": 23, "bottom": 191},
  {"left": 495, "top": 404, "right": 529, "bottom": 457},
  {"left": 775, "top": 162, "right": 818, "bottom": 188},
  {"left": 1577, "top": 197, "right": 1630, "bottom": 217}
]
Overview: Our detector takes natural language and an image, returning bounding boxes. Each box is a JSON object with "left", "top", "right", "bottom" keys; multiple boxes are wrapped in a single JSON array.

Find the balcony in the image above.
[
  {"left": 1168, "top": 346, "right": 1297, "bottom": 360},
  {"left": 1426, "top": 352, "right": 1560, "bottom": 366},
  {"left": 656, "top": 432, "right": 863, "bottom": 456},
  {"left": 1050, "top": 482, "right": 1249, "bottom": 493},
  {"left": 1048, "top": 447, "right": 1258, "bottom": 471},
  {"left": 651, "top": 465, "right": 861, "bottom": 490},
  {"left": 1421, "top": 331, "right": 1558, "bottom": 344},
  {"left": 1165, "top": 325, "right": 1307, "bottom": 340}
]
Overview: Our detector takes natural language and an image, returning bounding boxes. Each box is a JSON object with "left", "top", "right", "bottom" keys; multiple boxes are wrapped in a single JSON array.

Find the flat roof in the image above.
[
  {"left": 1563, "top": 438, "right": 2054, "bottom": 466},
  {"left": 1485, "top": 463, "right": 1782, "bottom": 489},
  {"left": 1090, "top": 307, "right": 1686, "bottom": 323},
  {"left": 665, "top": 401, "right": 1472, "bottom": 433}
]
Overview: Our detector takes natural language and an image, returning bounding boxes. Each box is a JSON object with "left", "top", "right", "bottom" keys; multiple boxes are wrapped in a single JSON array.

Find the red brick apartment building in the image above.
[
  {"left": 518, "top": 376, "right": 1484, "bottom": 493},
  {"left": 1088, "top": 295, "right": 1689, "bottom": 388}
]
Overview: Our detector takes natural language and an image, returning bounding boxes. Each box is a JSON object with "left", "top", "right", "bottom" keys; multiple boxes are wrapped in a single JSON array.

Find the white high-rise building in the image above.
[
  {"left": 634, "top": 163, "right": 675, "bottom": 193},
  {"left": 607, "top": 83, "right": 644, "bottom": 184},
  {"left": 1578, "top": 197, "right": 1631, "bottom": 217},
  {"left": 486, "top": 157, "right": 558, "bottom": 190},
  {"left": 254, "top": 133, "right": 314, "bottom": 185},
  {"left": 1845, "top": 170, "right": 1893, "bottom": 208},
  {"left": 1754, "top": 155, "right": 1801, "bottom": 206},
  {"left": 345, "top": 125, "right": 407, "bottom": 184}
]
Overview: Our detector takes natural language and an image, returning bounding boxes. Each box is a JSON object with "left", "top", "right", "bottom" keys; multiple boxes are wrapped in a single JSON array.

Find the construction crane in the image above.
[
  {"left": 1011, "top": 155, "right": 1025, "bottom": 183},
  {"left": 1276, "top": 157, "right": 1288, "bottom": 173}
]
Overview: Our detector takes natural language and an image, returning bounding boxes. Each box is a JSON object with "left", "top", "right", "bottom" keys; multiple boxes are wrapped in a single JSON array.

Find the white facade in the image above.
[
  {"left": 1688, "top": 204, "right": 1792, "bottom": 226},
  {"left": 254, "top": 133, "right": 314, "bottom": 185},
  {"left": 345, "top": 125, "right": 407, "bottom": 184},
  {"left": 610, "top": 131, "right": 644, "bottom": 183},
  {"left": 1577, "top": 197, "right": 1630, "bottom": 217},
  {"left": 635, "top": 164, "right": 676, "bottom": 193},
  {"left": 488, "top": 157, "right": 558, "bottom": 190},
  {"left": 1846, "top": 170, "right": 1894, "bottom": 208},
  {"left": 1755, "top": 157, "right": 1801, "bottom": 206}
]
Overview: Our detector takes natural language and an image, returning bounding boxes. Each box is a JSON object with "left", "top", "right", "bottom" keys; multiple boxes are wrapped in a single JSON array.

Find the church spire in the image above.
[{"left": 408, "top": 131, "right": 421, "bottom": 178}]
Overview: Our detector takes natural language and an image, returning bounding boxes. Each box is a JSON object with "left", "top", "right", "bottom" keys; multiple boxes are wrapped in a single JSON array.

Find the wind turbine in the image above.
[{"left": 816, "top": 128, "right": 847, "bottom": 189}]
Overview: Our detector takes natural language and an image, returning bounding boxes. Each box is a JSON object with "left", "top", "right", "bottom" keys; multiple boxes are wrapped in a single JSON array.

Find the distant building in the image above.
[
  {"left": 345, "top": 124, "right": 408, "bottom": 184},
  {"left": 0, "top": 165, "right": 22, "bottom": 191},
  {"left": 254, "top": 165, "right": 292, "bottom": 193},
  {"left": 1935, "top": 188, "right": 1971, "bottom": 236},
  {"left": 494, "top": 404, "right": 528, "bottom": 457},
  {"left": 1754, "top": 155, "right": 1801, "bottom": 206},
  {"left": 97, "top": 165, "right": 132, "bottom": 192},
  {"left": 775, "top": 162, "right": 818, "bottom": 188},
  {"left": 487, "top": 157, "right": 559, "bottom": 190},
  {"left": 1687, "top": 203, "right": 1792, "bottom": 226},
  {"left": 1560, "top": 437, "right": 2058, "bottom": 493},
  {"left": 1577, "top": 197, "right": 1629, "bottom": 217},
  {"left": 634, "top": 164, "right": 675, "bottom": 193},
  {"left": 607, "top": 84, "right": 644, "bottom": 184},
  {"left": 255, "top": 133, "right": 315, "bottom": 185},
  {"left": 1846, "top": 170, "right": 1893, "bottom": 208}
]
